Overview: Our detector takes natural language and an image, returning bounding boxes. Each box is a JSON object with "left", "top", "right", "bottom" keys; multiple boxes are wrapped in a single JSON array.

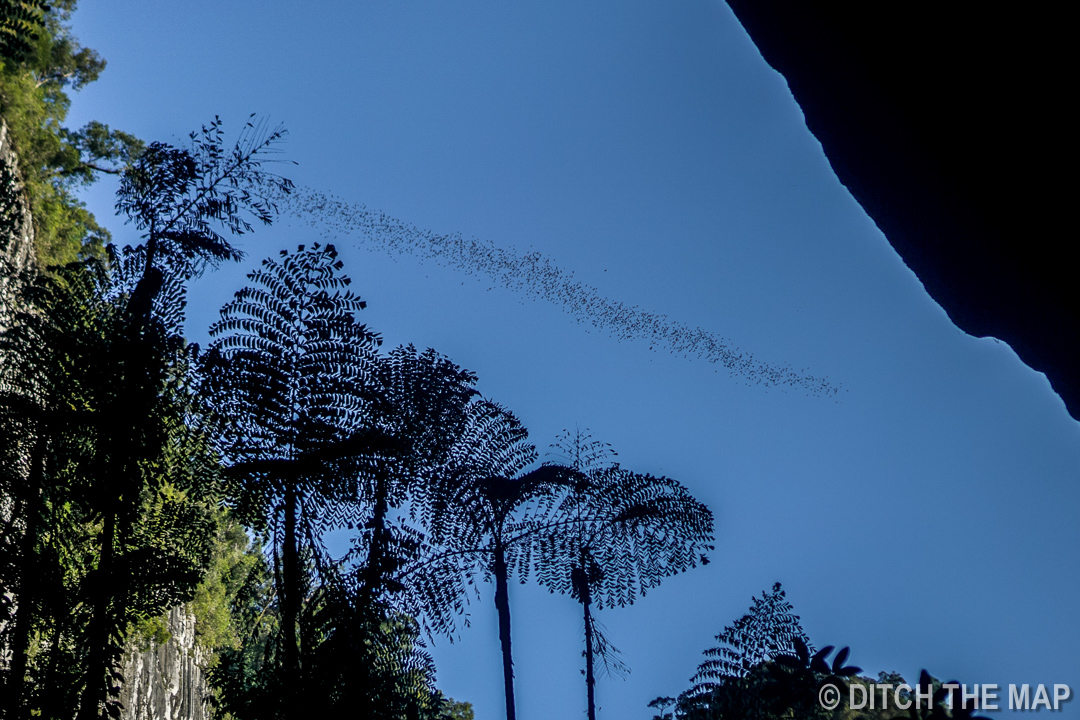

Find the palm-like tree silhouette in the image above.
[
  {"left": 407, "top": 400, "right": 580, "bottom": 720},
  {"left": 206, "top": 245, "right": 490, "bottom": 715},
  {"left": 352, "top": 344, "right": 478, "bottom": 602},
  {"left": 539, "top": 429, "right": 714, "bottom": 720},
  {"left": 204, "top": 243, "right": 384, "bottom": 712}
]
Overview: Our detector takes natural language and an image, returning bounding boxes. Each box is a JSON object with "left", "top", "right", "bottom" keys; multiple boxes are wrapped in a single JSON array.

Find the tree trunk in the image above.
[
  {"left": 281, "top": 483, "right": 300, "bottom": 713},
  {"left": 583, "top": 588, "right": 597, "bottom": 720},
  {"left": 492, "top": 545, "right": 516, "bottom": 720},
  {"left": 361, "top": 476, "right": 390, "bottom": 598}
]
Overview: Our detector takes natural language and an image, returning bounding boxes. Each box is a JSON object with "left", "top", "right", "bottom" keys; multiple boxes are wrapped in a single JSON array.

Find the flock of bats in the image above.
[{"left": 270, "top": 185, "right": 839, "bottom": 398}]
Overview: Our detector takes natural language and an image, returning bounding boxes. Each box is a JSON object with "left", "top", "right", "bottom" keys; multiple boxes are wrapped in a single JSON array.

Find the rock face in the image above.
[
  {"left": 0, "top": 120, "right": 33, "bottom": 677},
  {"left": 0, "top": 120, "right": 34, "bottom": 328},
  {"left": 119, "top": 607, "right": 212, "bottom": 720},
  {"left": 723, "top": 2, "right": 1078, "bottom": 421}
]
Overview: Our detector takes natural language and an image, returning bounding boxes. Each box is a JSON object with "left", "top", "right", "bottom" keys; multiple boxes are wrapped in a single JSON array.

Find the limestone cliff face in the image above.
[
  {"left": 0, "top": 120, "right": 34, "bottom": 327},
  {"left": 119, "top": 606, "right": 213, "bottom": 720},
  {"left": 0, "top": 119, "right": 32, "bottom": 679}
]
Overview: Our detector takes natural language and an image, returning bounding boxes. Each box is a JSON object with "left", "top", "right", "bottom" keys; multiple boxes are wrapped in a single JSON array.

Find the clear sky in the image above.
[{"left": 66, "top": 1, "right": 1078, "bottom": 716}]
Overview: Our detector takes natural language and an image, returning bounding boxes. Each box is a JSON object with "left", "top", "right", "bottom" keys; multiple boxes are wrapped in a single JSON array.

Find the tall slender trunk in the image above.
[
  {"left": 582, "top": 586, "right": 597, "bottom": 720},
  {"left": 71, "top": 221, "right": 165, "bottom": 720},
  {"left": 361, "top": 476, "right": 390, "bottom": 598},
  {"left": 492, "top": 544, "right": 516, "bottom": 720},
  {"left": 282, "top": 485, "right": 300, "bottom": 693},
  {"left": 142, "top": 222, "right": 157, "bottom": 281},
  {"left": 77, "top": 324, "right": 144, "bottom": 720}
]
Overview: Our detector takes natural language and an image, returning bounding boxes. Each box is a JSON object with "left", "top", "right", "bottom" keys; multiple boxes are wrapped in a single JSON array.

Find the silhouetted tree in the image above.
[
  {"left": 411, "top": 400, "right": 581, "bottom": 720},
  {"left": 679, "top": 583, "right": 815, "bottom": 719},
  {"left": 64, "top": 117, "right": 292, "bottom": 720},
  {"left": 655, "top": 585, "right": 990, "bottom": 720},
  {"left": 204, "top": 242, "right": 385, "bottom": 714},
  {"left": 300, "top": 572, "right": 447, "bottom": 718},
  {"left": 0, "top": 259, "right": 110, "bottom": 716},
  {"left": 211, "top": 556, "right": 453, "bottom": 720},
  {"left": 354, "top": 344, "right": 478, "bottom": 603},
  {"left": 114, "top": 114, "right": 292, "bottom": 288},
  {"left": 539, "top": 428, "right": 714, "bottom": 720},
  {"left": 691, "top": 583, "right": 810, "bottom": 695},
  {"left": 204, "top": 253, "right": 481, "bottom": 717}
]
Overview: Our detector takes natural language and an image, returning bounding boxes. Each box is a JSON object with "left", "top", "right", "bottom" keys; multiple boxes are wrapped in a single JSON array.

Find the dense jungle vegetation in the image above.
[{"left": 0, "top": 4, "right": 994, "bottom": 719}]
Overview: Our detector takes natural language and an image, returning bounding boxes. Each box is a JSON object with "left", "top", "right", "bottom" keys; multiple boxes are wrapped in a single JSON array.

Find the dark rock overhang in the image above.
[{"left": 725, "top": 2, "right": 1077, "bottom": 421}]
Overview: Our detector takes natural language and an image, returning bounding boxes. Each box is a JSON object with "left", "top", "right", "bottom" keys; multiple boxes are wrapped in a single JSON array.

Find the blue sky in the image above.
[{"left": 67, "top": 1, "right": 1078, "bottom": 716}]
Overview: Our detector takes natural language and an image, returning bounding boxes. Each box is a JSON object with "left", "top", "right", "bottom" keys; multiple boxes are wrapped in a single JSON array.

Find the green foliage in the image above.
[
  {"left": 189, "top": 513, "right": 263, "bottom": 655},
  {"left": 0, "top": 0, "right": 138, "bottom": 266},
  {"left": 127, "top": 614, "right": 172, "bottom": 653},
  {"left": 0, "top": 259, "right": 106, "bottom": 717},
  {"left": 203, "top": 541, "right": 279, "bottom": 719},
  {"left": 0, "top": 1, "right": 48, "bottom": 65},
  {"left": 27, "top": 0, "right": 105, "bottom": 92},
  {"left": 0, "top": 64, "right": 111, "bottom": 263},
  {"left": 438, "top": 697, "right": 475, "bottom": 720},
  {"left": 0, "top": 256, "right": 222, "bottom": 719},
  {"left": 0, "top": 104, "right": 298, "bottom": 717},
  {"left": 119, "top": 512, "right": 258, "bottom": 666}
]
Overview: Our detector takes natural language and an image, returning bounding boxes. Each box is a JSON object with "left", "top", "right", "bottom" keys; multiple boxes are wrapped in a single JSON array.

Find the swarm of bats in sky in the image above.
[{"left": 272, "top": 185, "right": 839, "bottom": 397}]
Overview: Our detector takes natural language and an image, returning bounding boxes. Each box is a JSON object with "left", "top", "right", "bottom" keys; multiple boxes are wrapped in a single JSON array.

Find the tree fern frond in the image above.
[{"left": 688, "top": 582, "right": 812, "bottom": 699}]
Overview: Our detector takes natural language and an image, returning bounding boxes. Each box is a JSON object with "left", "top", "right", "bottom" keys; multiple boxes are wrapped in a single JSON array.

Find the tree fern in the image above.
[
  {"left": 204, "top": 242, "right": 382, "bottom": 707},
  {"left": 537, "top": 429, "right": 713, "bottom": 720},
  {"left": 351, "top": 344, "right": 477, "bottom": 602},
  {"left": 690, "top": 583, "right": 811, "bottom": 695},
  {"left": 407, "top": 399, "right": 582, "bottom": 720}
]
